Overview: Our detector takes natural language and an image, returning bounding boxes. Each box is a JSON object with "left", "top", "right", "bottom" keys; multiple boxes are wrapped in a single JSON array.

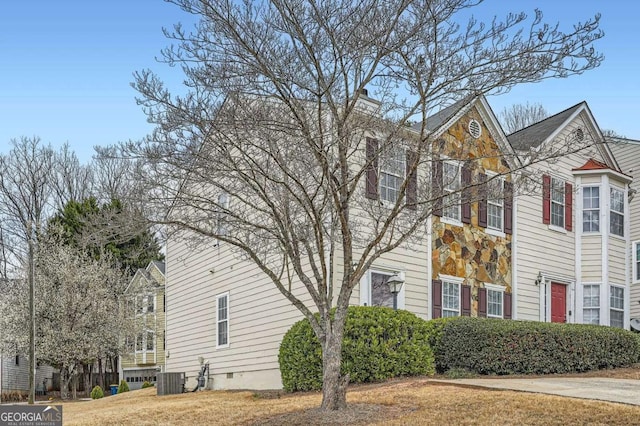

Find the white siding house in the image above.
[
  {"left": 608, "top": 138, "right": 640, "bottom": 321},
  {"left": 164, "top": 94, "right": 518, "bottom": 390},
  {"left": 508, "top": 102, "right": 632, "bottom": 328}
]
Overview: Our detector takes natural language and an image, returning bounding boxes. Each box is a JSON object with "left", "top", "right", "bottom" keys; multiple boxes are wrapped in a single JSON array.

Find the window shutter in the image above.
[
  {"left": 432, "top": 160, "right": 443, "bottom": 216},
  {"left": 504, "top": 293, "right": 512, "bottom": 319},
  {"left": 432, "top": 279, "right": 442, "bottom": 319},
  {"left": 477, "top": 287, "right": 487, "bottom": 318},
  {"left": 542, "top": 174, "right": 551, "bottom": 224},
  {"left": 504, "top": 180, "right": 513, "bottom": 234},
  {"left": 565, "top": 182, "right": 573, "bottom": 231},
  {"left": 478, "top": 173, "right": 488, "bottom": 228},
  {"left": 461, "top": 164, "right": 472, "bottom": 224},
  {"left": 365, "top": 138, "right": 378, "bottom": 199},
  {"left": 406, "top": 150, "right": 417, "bottom": 210},
  {"left": 461, "top": 284, "right": 471, "bottom": 316}
]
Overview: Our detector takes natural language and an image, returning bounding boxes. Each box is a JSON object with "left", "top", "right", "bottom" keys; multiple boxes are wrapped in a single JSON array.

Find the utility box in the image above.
[{"left": 157, "top": 372, "right": 185, "bottom": 395}]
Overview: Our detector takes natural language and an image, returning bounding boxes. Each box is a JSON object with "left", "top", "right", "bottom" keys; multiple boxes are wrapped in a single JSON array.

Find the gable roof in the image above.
[
  {"left": 151, "top": 260, "right": 165, "bottom": 275},
  {"left": 507, "top": 102, "right": 584, "bottom": 151},
  {"left": 572, "top": 158, "right": 609, "bottom": 171},
  {"left": 413, "top": 97, "right": 471, "bottom": 133}
]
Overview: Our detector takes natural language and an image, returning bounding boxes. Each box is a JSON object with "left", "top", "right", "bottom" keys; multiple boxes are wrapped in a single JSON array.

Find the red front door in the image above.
[{"left": 551, "top": 282, "right": 566, "bottom": 323}]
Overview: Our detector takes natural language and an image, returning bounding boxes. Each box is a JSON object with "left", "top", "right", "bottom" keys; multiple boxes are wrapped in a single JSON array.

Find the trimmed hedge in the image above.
[
  {"left": 117, "top": 380, "right": 130, "bottom": 394},
  {"left": 433, "top": 317, "right": 640, "bottom": 375},
  {"left": 90, "top": 385, "right": 104, "bottom": 399},
  {"left": 279, "top": 306, "right": 435, "bottom": 392}
]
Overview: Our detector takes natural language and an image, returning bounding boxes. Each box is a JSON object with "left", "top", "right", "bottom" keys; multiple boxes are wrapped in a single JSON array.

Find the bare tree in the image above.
[
  {"left": 119, "top": 0, "right": 603, "bottom": 410},
  {"left": 500, "top": 102, "right": 549, "bottom": 134},
  {"left": 52, "top": 143, "right": 94, "bottom": 208}
]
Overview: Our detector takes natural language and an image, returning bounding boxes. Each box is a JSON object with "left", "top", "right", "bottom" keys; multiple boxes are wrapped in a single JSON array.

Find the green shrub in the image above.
[
  {"left": 433, "top": 317, "right": 640, "bottom": 375},
  {"left": 279, "top": 306, "right": 435, "bottom": 392},
  {"left": 117, "top": 380, "right": 130, "bottom": 394},
  {"left": 141, "top": 381, "right": 154, "bottom": 389},
  {"left": 90, "top": 385, "right": 104, "bottom": 399}
]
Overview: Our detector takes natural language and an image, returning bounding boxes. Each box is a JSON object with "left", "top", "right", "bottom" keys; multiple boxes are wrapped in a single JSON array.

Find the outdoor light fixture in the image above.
[
  {"left": 535, "top": 271, "right": 543, "bottom": 286},
  {"left": 387, "top": 273, "right": 405, "bottom": 310}
]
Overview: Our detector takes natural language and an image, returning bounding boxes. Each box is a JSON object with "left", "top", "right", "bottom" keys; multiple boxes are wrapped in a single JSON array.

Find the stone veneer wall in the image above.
[{"left": 431, "top": 106, "right": 512, "bottom": 316}]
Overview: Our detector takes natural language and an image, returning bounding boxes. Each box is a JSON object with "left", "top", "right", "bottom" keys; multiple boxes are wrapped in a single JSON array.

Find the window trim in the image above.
[
  {"left": 379, "top": 146, "right": 406, "bottom": 204},
  {"left": 609, "top": 186, "right": 625, "bottom": 238},
  {"left": 582, "top": 283, "right": 600, "bottom": 325},
  {"left": 485, "top": 283, "right": 505, "bottom": 319},
  {"left": 360, "top": 268, "right": 405, "bottom": 309},
  {"left": 633, "top": 241, "right": 640, "bottom": 284},
  {"left": 216, "top": 292, "right": 230, "bottom": 349},
  {"left": 439, "top": 274, "right": 463, "bottom": 318},
  {"left": 441, "top": 160, "right": 462, "bottom": 225},
  {"left": 609, "top": 284, "right": 625, "bottom": 328},
  {"left": 581, "top": 185, "right": 600, "bottom": 234}
]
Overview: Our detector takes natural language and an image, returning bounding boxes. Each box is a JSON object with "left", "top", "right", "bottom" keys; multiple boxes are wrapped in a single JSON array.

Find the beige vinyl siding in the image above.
[
  {"left": 608, "top": 140, "right": 640, "bottom": 318},
  {"left": 581, "top": 235, "right": 602, "bottom": 282},
  {"left": 608, "top": 238, "right": 627, "bottom": 284}
]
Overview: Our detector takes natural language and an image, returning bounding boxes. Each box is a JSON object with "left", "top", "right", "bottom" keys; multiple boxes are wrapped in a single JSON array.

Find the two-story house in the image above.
[
  {"left": 508, "top": 102, "right": 632, "bottom": 328},
  {"left": 119, "top": 261, "right": 166, "bottom": 390},
  {"left": 607, "top": 137, "right": 640, "bottom": 321},
  {"left": 164, "top": 94, "right": 520, "bottom": 390}
]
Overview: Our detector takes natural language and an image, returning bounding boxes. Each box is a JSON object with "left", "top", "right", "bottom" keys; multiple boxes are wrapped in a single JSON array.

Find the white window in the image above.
[
  {"left": 442, "top": 161, "right": 461, "bottom": 222},
  {"left": 146, "top": 295, "right": 155, "bottom": 313},
  {"left": 146, "top": 331, "right": 155, "bottom": 351},
  {"left": 634, "top": 241, "right": 640, "bottom": 283},
  {"left": 583, "top": 284, "right": 600, "bottom": 325},
  {"left": 609, "top": 286, "right": 624, "bottom": 328},
  {"left": 610, "top": 188, "right": 624, "bottom": 237},
  {"left": 487, "top": 176, "right": 504, "bottom": 232},
  {"left": 442, "top": 280, "right": 461, "bottom": 317},
  {"left": 551, "top": 177, "right": 565, "bottom": 228},
  {"left": 216, "top": 293, "right": 229, "bottom": 348},
  {"left": 486, "top": 284, "right": 504, "bottom": 318},
  {"left": 380, "top": 147, "right": 405, "bottom": 203},
  {"left": 370, "top": 271, "right": 395, "bottom": 308},
  {"left": 136, "top": 295, "right": 144, "bottom": 315},
  {"left": 582, "top": 186, "right": 600, "bottom": 233},
  {"left": 217, "top": 193, "right": 230, "bottom": 235},
  {"left": 136, "top": 333, "right": 143, "bottom": 352}
]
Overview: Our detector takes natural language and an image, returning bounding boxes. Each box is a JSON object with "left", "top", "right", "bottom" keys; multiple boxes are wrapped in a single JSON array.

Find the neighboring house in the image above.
[
  {"left": 607, "top": 137, "right": 640, "bottom": 321},
  {"left": 164, "top": 94, "right": 519, "bottom": 390},
  {"left": 119, "top": 261, "right": 166, "bottom": 390},
  {"left": 508, "top": 103, "right": 632, "bottom": 328},
  {"left": 0, "top": 354, "right": 56, "bottom": 401}
]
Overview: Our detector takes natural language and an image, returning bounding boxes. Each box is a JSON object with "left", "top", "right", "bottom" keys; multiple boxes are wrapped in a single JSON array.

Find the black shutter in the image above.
[
  {"left": 461, "top": 164, "right": 472, "bottom": 224},
  {"left": 432, "top": 279, "right": 442, "bottom": 319},
  {"left": 432, "top": 160, "right": 443, "bottom": 216},
  {"left": 477, "top": 287, "right": 487, "bottom": 318},
  {"left": 504, "top": 180, "right": 513, "bottom": 234},
  {"left": 406, "top": 150, "right": 417, "bottom": 210},
  {"left": 478, "top": 173, "right": 487, "bottom": 228},
  {"left": 365, "top": 138, "right": 378, "bottom": 199},
  {"left": 461, "top": 284, "right": 471, "bottom": 316}
]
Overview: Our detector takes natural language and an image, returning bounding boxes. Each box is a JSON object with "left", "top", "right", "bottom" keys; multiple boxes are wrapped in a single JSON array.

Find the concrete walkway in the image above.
[{"left": 432, "top": 378, "right": 640, "bottom": 406}]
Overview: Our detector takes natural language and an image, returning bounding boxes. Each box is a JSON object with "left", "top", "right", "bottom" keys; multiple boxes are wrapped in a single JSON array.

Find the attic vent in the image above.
[
  {"left": 469, "top": 119, "right": 482, "bottom": 139},
  {"left": 575, "top": 128, "right": 584, "bottom": 141}
]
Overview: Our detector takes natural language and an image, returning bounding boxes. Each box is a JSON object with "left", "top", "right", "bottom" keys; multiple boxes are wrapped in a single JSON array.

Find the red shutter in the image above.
[
  {"left": 565, "top": 182, "right": 573, "bottom": 231},
  {"left": 504, "top": 293, "right": 512, "bottom": 319},
  {"left": 478, "top": 173, "right": 487, "bottom": 228},
  {"left": 432, "top": 161, "right": 443, "bottom": 216},
  {"left": 504, "top": 180, "right": 513, "bottom": 234},
  {"left": 461, "top": 284, "right": 471, "bottom": 316},
  {"left": 477, "top": 287, "right": 487, "bottom": 318},
  {"left": 542, "top": 174, "right": 551, "bottom": 224},
  {"left": 432, "top": 279, "right": 442, "bottom": 319},
  {"left": 461, "top": 164, "right": 472, "bottom": 224},
  {"left": 365, "top": 138, "right": 378, "bottom": 199},
  {"left": 406, "top": 151, "right": 417, "bottom": 210}
]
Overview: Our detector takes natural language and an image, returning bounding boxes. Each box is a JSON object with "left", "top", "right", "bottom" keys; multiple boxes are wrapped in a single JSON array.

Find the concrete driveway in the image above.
[{"left": 433, "top": 378, "right": 640, "bottom": 406}]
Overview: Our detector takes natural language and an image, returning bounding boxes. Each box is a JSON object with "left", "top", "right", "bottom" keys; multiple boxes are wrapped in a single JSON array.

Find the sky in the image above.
[{"left": 1, "top": 1, "right": 638, "bottom": 163}]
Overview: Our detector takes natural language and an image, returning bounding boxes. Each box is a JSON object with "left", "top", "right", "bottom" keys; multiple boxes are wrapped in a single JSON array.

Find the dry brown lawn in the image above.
[{"left": 60, "top": 368, "right": 640, "bottom": 426}]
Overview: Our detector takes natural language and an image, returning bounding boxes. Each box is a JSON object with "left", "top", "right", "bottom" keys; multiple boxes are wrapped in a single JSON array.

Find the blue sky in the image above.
[{"left": 1, "top": 1, "right": 637, "bottom": 162}]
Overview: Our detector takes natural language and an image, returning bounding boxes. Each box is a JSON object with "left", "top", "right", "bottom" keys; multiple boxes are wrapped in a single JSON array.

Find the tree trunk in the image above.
[{"left": 320, "top": 316, "right": 349, "bottom": 410}]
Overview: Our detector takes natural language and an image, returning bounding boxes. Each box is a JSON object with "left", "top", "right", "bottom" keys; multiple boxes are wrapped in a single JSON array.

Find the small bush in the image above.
[
  {"left": 279, "top": 306, "right": 435, "bottom": 392},
  {"left": 1, "top": 391, "right": 27, "bottom": 402},
  {"left": 90, "top": 385, "right": 104, "bottom": 399},
  {"left": 141, "top": 381, "right": 154, "bottom": 389},
  {"left": 117, "top": 380, "right": 130, "bottom": 394},
  {"left": 433, "top": 317, "right": 640, "bottom": 375}
]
